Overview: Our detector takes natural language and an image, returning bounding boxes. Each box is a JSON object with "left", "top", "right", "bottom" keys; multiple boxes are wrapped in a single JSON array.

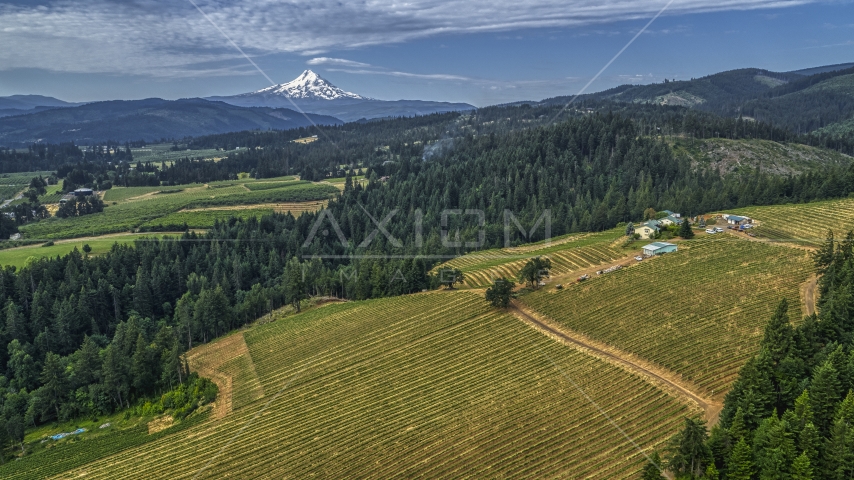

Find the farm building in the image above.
[
  {"left": 60, "top": 188, "right": 96, "bottom": 204},
  {"left": 642, "top": 242, "right": 678, "bottom": 256},
  {"left": 658, "top": 215, "right": 683, "bottom": 226},
  {"left": 724, "top": 214, "right": 752, "bottom": 225},
  {"left": 635, "top": 220, "right": 661, "bottom": 239}
]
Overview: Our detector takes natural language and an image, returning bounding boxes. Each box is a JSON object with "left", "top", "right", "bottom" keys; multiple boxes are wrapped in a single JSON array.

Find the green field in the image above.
[
  {"left": 730, "top": 197, "right": 854, "bottom": 246},
  {"left": 520, "top": 236, "right": 812, "bottom": 397},
  {"left": 0, "top": 171, "right": 53, "bottom": 201},
  {"left": 20, "top": 180, "right": 337, "bottom": 240},
  {"left": 435, "top": 229, "right": 628, "bottom": 287},
  {"left": 29, "top": 291, "right": 695, "bottom": 479},
  {"left": 129, "top": 144, "right": 225, "bottom": 163},
  {"left": 0, "top": 234, "right": 181, "bottom": 268}
]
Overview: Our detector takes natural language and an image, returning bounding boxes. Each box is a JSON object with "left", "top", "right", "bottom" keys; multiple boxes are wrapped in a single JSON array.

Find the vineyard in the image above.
[
  {"left": 39, "top": 292, "right": 695, "bottom": 479},
  {"left": 0, "top": 171, "right": 53, "bottom": 201},
  {"left": 731, "top": 197, "right": 854, "bottom": 246},
  {"left": 20, "top": 180, "right": 337, "bottom": 240},
  {"left": 520, "top": 237, "right": 813, "bottom": 398},
  {"left": 435, "top": 229, "right": 627, "bottom": 287}
]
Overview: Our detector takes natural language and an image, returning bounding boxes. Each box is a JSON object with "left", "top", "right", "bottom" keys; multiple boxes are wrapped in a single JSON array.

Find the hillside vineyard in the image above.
[{"left": 1, "top": 60, "right": 854, "bottom": 478}]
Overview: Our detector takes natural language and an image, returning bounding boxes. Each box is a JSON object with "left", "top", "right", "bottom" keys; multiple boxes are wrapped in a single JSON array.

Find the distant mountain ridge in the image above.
[
  {"left": 0, "top": 98, "right": 342, "bottom": 147},
  {"left": 0, "top": 95, "right": 85, "bottom": 118},
  {"left": 207, "top": 70, "right": 475, "bottom": 122}
]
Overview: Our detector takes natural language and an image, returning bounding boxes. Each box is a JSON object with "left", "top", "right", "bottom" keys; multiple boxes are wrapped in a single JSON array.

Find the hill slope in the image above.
[
  {"left": 0, "top": 98, "right": 342, "bottom": 146},
  {"left": 6, "top": 292, "right": 695, "bottom": 478}
]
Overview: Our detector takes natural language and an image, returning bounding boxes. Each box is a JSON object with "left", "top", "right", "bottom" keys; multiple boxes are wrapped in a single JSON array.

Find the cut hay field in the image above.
[
  {"left": 436, "top": 229, "right": 628, "bottom": 288},
  {"left": 30, "top": 292, "right": 696, "bottom": 479},
  {"left": 520, "top": 236, "right": 812, "bottom": 398},
  {"left": 731, "top": 197, "right": 854, "bottom": 246},
  {"left": 21, "top": 179, "right": 336, "bottom": 240}
]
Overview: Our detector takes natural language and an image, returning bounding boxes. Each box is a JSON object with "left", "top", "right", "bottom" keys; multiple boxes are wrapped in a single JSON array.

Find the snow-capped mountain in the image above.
[
  {"left": 206, "top": 70, "right": 474, "bottom": 122},
  {"left": 245, "top": 70, "right": 366, "bottom": 101}
]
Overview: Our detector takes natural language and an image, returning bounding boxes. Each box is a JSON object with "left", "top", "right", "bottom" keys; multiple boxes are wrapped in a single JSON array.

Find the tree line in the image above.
[{"left": 651, "top": 231, "right": 854, "bottom": 479}]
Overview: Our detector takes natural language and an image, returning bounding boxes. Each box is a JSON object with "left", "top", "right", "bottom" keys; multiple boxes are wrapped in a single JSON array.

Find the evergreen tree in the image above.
[
  {"left": 131, "top": 334, "right": 155, "bottom": 394},
  {"left": 73, "top": 335, "right": 102, "bottom": 388},
  {"left": 704, "top": 463, "right": 720, "bottom": 480},
  {"left": 679, "top": 218, "right": 694, "bottom": 239},
  {"left": 791, "top": 451, "right": 814, "bottom": 480},
  {"left": 640, "top": 452, "right": 666, "bottom": 480},
  {"left": 798, "top": 422, "right": 821, "bottom": 468},
  {"left": 40, "top": 352, "right": 69, "bottom": 421},
  {"left": 102, "top": 344, "right": 128, "bottom": 409},
  {"left": 810, "top": 361, "right": 842, "bottom": 435},
  {"left": 133, "top": 266, "right": 153, "bottom": 318},
  {"left": 761, "top": 299, "right": 793, "bottom": 365},
  {"left": 727, "top": 438, "right": 755, "bottom": 480},
  {"left": 667, "top": 417, "right": 712, "bottom": 477},
  {"left": 6, "top": 415, "right": 24, "bottom": 452}
]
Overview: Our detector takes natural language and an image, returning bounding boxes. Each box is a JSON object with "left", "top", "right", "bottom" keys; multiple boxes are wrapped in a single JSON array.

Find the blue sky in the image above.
[{"left": 0, "top": 0, "right": 851, "bottom": 106}]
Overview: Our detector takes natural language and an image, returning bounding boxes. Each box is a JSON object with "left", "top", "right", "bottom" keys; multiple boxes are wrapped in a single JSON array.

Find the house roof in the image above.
[
  {"left": 662, "top": 210, "right": 677, "bottom": 215},
  {"left": 663, "top": 215, "right": 682, "bottom": 223},
  {"left": 728, "top": 215, "right": 748, "bottom": 222},
  {"left": 644, "top": 242, "right": 676, "bottom": 250},
  {"left": 641, "top": 220, "right": 661, "bottom": 229}
]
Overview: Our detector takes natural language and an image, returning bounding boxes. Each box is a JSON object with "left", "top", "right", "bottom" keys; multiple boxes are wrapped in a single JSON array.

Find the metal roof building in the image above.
[{"left": 642, "top": 242, "right": 678, "bottom": 256}]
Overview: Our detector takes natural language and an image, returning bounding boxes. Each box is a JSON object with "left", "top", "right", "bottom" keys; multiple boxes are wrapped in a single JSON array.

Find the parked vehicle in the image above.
[
  {"left": 714, "top": 227, "right": 724, "bottom": 233},
  {"left": 705, "top": 228, "right": 716, "bottom": 234},
  {"left": 555, "top": 284, "right": 563, "bottom": 290},
  {"left": 634, "top": 256, "right": 644, "bottom": 261},
  {"left": 577, "top": 274, "right": 589, "bottom": 282}
]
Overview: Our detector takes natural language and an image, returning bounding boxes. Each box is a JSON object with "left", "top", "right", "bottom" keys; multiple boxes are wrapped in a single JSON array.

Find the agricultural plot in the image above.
[
  {"left": 521, "top": 237, "right": 813, "bottom": 398},
  {"left": 145, "top": 200, "right": 327, "bottom": 229},
  {"left": 437, "top": 229, "right": 627, "bottom": 287},
  {"left": 130, "top": 144, "right": 224, "bottom": 163},
  {"left": 0, "top": 233, "right": 179, "bottom": 268},
  {"left": 19, "top": 181, "right": 337, "bottom": 240},
  {"left": 731, "top": 197, "right": 854, "bottom": 246},
  {"left": 46, "top": 292, "right": 695, "bottom": 479},
  {"left": 0, "top": 171, "right": 52, "bottom": 201}
]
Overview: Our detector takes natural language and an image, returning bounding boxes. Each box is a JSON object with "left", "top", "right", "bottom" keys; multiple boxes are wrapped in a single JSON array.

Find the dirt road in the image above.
[
  {"left": 801, "top": 274, "right": 818, "bottom": 317},
  {"left": 510, "top": 301, "right": 723, "bottom": 425}
]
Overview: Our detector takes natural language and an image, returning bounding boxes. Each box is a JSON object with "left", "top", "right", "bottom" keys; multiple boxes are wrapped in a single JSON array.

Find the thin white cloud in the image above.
[
  {"left": 328, "top": 68, "right": 474, "bottom": 82},
  {"left": 307, "top": 57, "right": 372, "bottom": 67},
  {"left": 0, "top": 0, "right": 819, "bottom": 77}
]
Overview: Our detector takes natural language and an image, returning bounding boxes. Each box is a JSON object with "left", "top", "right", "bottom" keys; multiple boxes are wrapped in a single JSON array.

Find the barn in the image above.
[{"left": 642, "top": 242, "right": 678, "bottom": 257}]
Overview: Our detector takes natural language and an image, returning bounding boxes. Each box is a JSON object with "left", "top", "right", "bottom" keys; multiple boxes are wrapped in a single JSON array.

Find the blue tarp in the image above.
[{"left": 50, "top": 428, "right": 86, "bottom": 440}]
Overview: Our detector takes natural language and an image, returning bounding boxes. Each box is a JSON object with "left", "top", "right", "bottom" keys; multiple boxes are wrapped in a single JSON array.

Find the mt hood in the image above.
[
  {"left": 207, "top": 70, "right": 474, "bottom": 122},
  {"left": 245, "top": 70, "right": 367, "bottom": 101}
]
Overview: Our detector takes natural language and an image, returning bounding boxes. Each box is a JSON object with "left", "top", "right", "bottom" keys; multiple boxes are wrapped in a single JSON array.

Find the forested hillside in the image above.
[
  {"left": 2, "top": 99, "right": 854, "bottom": 464},
  {"left": 657, "top": 233, "right": 854, "bottom": 478}
]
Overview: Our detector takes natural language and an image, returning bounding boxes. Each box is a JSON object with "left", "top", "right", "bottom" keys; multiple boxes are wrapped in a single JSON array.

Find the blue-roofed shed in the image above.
[{"left": 642, "top": 242, "right": 678, "bottom": 256}]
